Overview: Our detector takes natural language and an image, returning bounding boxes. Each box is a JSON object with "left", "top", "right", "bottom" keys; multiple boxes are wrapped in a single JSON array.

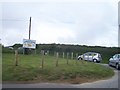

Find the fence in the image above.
[{"left": 14, "top": 50, "right": 80, "bottom": 67}]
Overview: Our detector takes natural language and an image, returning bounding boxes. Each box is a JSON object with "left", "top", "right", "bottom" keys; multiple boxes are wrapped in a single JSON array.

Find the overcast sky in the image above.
[{"left": 0, "top": 0, "right": 119, "bottom": 47}]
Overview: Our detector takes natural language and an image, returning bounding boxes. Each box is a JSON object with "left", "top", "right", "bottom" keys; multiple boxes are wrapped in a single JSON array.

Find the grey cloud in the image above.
[{"left": 1, "top": 1, "right": 118, "bottom": 47}]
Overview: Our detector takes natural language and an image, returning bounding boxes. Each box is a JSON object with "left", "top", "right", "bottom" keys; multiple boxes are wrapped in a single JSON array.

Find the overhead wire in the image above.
[{"left": 0, "top": 19, "right": 29, "bottom": 21}]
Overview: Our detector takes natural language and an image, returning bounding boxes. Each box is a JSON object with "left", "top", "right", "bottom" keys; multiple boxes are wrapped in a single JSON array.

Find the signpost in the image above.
[
  {"left": 23, "top": 39, "right": 36, "bottom": 54},
  {"left": 23, "top": 39, "right": 36, "bottom": 49}
]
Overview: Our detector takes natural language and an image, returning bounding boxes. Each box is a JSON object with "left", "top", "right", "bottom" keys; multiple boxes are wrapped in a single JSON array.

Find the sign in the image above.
[{"left": 23, "top": 39, "right": 36, "bottom": 49}]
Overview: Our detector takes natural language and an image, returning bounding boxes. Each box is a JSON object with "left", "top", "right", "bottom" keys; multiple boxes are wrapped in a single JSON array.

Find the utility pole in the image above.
[
  {"left": 118, "top": 24, "right": 120, "bottom": 47},
  {"left": 24, "top": 17, "right": 32, "bottom": 55},
  {"left": 28, "top": 17, "right": 32, "bottom": 54},
  {"left": 29, "top": 17, "right": 31, "bottom": 40}
]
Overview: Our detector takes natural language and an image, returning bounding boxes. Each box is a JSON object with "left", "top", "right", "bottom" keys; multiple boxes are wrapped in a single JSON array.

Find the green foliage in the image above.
[
  {"left": 35, "top": 44, "right": 119, "bottom": 63},
  {"left": 2, "top": 47, "right": 14, "bottom": 53},
  {"left": 2, "top": 43, "right": 120, "bottom": 63},
  {"left": 12, "top": 44, "right": 22, "bottom": 50}
]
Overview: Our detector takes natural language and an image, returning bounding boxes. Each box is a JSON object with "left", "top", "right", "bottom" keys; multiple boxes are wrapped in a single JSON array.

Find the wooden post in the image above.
[
  {"left": 76, "top": 53, "right": 78, "bottom": 64},
  {"left": 35, "top": 49, "right": 36, "bottom": 54},
  {"left": 83, "top": 54, "right": 84, "bottom": 60},
  {"left": 67, "top": 52, "right": 69, "bottom": 65},
  {"left": 15, "top": 50, "right": 18, "bottom": 66},
  {"left": 76, "top": 53, "right": 78, "bottom": 59},
  {"left": 54, "top": 51, "right": 56, "bottom": 57},
  {"left": 92, "top": 53, "right": 95, "bottom": 62},
  {"left": 23, "top": 48, "right": 25, "bottom": 55},
  {"left": 47, "top": 50, "right": 49, "bottom": 55},
  {"left": 63, "top": 52, "right": 64, "bottom": 59},
  {"left": 71, "top": 52, "right": 73, "bottom": 60},
  {"left": 82, "top": 54, "right": 85, "bottom": 64},
  {"left": 56, "top": 52, "right": 59, "bottom": 67},
  {"left": 41, "top": 50, "right": 44, "bottom": 69},
  {"left": 88, "top": 55, "right": 89, "bottom": 61}
]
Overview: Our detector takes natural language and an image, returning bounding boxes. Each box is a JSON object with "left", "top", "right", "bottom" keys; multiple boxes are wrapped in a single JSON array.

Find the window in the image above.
[
  {"left": 113, "top": 55, "right": 117, "bottom": 59},
  {"left": 89, "top": 53, "right": 92, "bottom": 56},
  {"left": 118, "top": 55, "right": 120, "bottom": 58}
]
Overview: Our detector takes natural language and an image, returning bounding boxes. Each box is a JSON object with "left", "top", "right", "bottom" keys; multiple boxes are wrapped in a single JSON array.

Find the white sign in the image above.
[{"left": 23, "top": 39, "right": 36, "bottom": 49}]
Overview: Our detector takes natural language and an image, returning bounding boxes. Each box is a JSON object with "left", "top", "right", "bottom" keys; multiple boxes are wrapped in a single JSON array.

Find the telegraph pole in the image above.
[
  {"left": 118, "top": 25, "right": 120, "bottom": 55},
  {"left": 28, "top": 17, "right": 32, "bottom": 54},
  {"left": 118, "top": 2, "right": 120, "bottom": 48},
  {"left": 24, "top": 17, "right": 32, "bottom": 55},
  {"left": 29, "top": 17, "right": 31, "bottom": 40}
]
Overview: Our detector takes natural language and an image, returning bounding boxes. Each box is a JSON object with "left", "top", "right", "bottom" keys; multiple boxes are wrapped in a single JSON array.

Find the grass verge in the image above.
[{"left": 2, "top": 53, "right": 114, "bottom": 84}]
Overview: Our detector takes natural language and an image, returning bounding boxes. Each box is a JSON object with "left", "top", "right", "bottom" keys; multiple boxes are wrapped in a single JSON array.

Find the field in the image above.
[
  {"left": 3, "top": 44, "right": 120, "bottom": 64},
  {"left": 2, "top": 53, "right": 114, "bottom": 84}
]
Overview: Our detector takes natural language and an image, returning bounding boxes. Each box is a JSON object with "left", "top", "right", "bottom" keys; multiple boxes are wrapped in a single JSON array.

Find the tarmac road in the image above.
[{"left": 2, "top": 64, "right": 120, "bottom": 88}]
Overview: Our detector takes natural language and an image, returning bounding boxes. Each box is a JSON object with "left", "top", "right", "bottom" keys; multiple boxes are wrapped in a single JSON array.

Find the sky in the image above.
[{"left": 0, "top": 0, "right": 119, "bottom": 47}]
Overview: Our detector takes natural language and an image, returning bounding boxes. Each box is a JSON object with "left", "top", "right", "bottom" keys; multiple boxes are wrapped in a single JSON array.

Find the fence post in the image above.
[
  {"left": 63, "top": 52, "right": 65, "bottom": 59},
  {"left": 56, "top": 52, "right": 59, "bottom": 67},
  {"left": 54, "top": 51, "right": 56, "bottom": 57},
  {"left": 47, "top": 50, "right": 49, "bottom": 55},
  {"left": 67, "top": 52, "right": 69, "bottom": 65},
  {"left": 23, "top": 48, "right": 25, "bottom": 55},
  {"left": 82, "top": 54, "right": 85, "bottom": 64},
  {"left": 92, "top": 54, "right": 94, "bottom": 62},
  {"left": 41, "top": 50, "right": 44, "bottom": 69},
  {"left": 15, "top": 50, "right": 18, "bottom": 66},
  {"left": 71, "top": 52, "right": 73, "bottom": 60},
  {"left": 88, "top": 55, "right": 89, "bottom": 61},
  {"left": 35, "top": 49, "right": 36, "bottom": 54},
  {"left": 76, "top": 53, "right": 78, "bottom": 64},
  {"left": 76, "top": 53, "right": 78, "bottom": 59}
]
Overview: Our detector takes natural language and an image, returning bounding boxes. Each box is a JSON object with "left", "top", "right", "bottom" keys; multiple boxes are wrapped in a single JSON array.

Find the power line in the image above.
[{"left": 0, "top": 19, "right": 29, "bottom": 21}]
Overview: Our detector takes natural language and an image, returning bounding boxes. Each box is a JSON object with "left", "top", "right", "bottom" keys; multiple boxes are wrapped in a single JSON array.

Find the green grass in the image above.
[{"left": 2, "top": 53, "right": 114, "bottom": 83}]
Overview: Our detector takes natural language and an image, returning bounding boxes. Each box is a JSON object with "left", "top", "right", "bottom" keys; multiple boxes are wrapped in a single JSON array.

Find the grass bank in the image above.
[{"left": 2, "top": 53, "right": 114, "bottom": 84}]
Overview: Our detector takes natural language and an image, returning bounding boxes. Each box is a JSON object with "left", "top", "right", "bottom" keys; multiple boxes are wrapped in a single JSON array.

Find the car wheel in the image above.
[
  {"left": 78, "top": 57, "right": 82, "bottom": 60},
  {"left": 93, "top": 59, "right": 97, "bottom": 63},
  {"left": 79, "top": 57, "right": 83, "bottom": 60},
  {"left": 96, "top": 61, "right": 100, "bottom": 63},
  {"left": 116, "top": 64, "right": 120, "bottom": 70}
]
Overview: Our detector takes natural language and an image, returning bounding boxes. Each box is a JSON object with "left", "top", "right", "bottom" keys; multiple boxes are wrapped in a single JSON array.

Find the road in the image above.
[{"left": 2, "top": 64, "right": 120, "bottom": 88}]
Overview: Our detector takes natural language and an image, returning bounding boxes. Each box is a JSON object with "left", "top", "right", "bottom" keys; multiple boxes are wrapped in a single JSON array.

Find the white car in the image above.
[
  {"left": 109, "top": 54, "right": 120, "bottom": 70},
  {"left": 77, "top": 52, "right": 102, "bottom": 63}
]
